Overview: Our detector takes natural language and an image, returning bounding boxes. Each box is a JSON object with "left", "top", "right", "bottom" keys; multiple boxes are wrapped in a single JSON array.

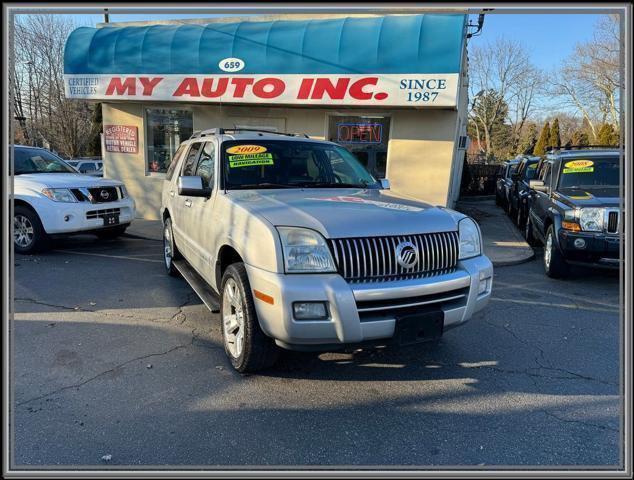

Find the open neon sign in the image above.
[{"left": 336, "top": 123, "right": 383, "bottom": 144}]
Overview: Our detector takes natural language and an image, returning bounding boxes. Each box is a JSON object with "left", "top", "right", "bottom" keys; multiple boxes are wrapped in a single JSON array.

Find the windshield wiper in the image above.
[
  {"left": 290, "top": 181, "right": 372, "bottom": 188},
  {"left": 229, "top": 183, "right": 297, "bottom": 190}
]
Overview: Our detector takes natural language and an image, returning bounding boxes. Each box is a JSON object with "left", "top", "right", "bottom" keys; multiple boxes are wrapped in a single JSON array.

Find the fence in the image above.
[{"left": 460, "top": 163, "right": 500, "bottom": 196}]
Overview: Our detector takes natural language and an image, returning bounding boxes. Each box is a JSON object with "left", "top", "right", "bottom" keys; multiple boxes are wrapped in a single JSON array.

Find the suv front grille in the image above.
[
  {"left": 328, "top": 231, "right": 459, "bottom": 283},
  {"left": 86, "top": 208, "right": 121, "bottom": 220},
  {"left": 71, "top": 187, "right": 119, "bottom": 203}
]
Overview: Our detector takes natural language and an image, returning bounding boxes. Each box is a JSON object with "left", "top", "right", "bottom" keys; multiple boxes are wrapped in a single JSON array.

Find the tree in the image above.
[
  {"left": 86, "top": 103, "right": 103, "bottom": 156},
  {"left": 469, "top": 37, "right": 541, "bottom": 160},
  {"left": 597, "top": 123, "right": 619, "bottom": 146},
  {"left": 548, "top": 15, "right": 621, "bottom": 141},
  {"left": 10, "top": 14, "right": 94, "bottom": 157},
  {"left": 549, "top": 118, "right": 561, "bottom": 149},
  {"left": 572, "top": 129, "right": 590, "bottom": 147},
  {"left": 517, "top": 122, "right": 538, "bottom": 154},
  {"left": 534, "top": 121, "right": 550, "bottom": 156}
]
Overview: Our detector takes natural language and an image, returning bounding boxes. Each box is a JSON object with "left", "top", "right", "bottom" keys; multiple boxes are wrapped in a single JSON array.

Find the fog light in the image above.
[
  {"left": 574, "top": 238, "right": 586, "bottom": 249},
  {"left": 293, "top": 302, "right": 328, "bottom": 320},
  {"left": 478, "top": 278, "right": 490, "bottom": 295},
  {"left": 64, "top": 215, "right": 70, "bottom": 222}
]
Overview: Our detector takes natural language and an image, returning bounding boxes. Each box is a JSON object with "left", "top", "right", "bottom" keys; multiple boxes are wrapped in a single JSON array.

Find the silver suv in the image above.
[{"left": 161, "top": 129, "right": 493, "bottom": 372}]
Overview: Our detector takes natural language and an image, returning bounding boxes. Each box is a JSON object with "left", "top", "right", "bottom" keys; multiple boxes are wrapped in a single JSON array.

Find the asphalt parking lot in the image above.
[{"left": 12, "top": 233, "right": 621, "bottom": 468}]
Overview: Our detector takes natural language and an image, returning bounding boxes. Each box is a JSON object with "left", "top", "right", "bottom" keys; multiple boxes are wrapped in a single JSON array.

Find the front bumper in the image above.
[
  {"left": 246, "top": 255, "right": 493, "bottom": 349},
  {"left": 35, "top": 197, "right": 136, "bottom": 234},
  {"left": 558, "top": 230, "right": 621, "bottom": 268}
]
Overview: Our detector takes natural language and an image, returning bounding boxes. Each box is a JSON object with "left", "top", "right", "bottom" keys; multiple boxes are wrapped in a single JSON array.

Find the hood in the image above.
[
  {"left": 227, "top": 188, "right": 461, "bottom": 238},
  {"left": 15, "top": 173, "right": 121, "bottom": 189},
  {"left": 555, "top": 187, "right": 621, "bottom": 208}
]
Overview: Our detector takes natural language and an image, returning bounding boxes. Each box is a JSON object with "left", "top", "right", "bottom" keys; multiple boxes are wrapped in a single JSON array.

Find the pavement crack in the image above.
[
  {"left": 15, "top": 297, "right": 86, "bottom": 312},
  {"left": 16, "top": 341, "right": 194, "bottom": 407},
  {"left": 540, "top": 410, "right": 618, "bottom": 432}
]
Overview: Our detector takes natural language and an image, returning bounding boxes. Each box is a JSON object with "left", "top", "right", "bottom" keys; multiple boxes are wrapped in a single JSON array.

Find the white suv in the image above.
[
  {"left": 13, "top": 145, "right": 135, "bottom": 254},
  {"left": 161, "top": 129, "right": 493, "bottom": 372}
]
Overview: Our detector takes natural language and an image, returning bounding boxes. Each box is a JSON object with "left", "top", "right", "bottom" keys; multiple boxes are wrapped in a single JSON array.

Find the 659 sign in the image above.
[{"left": 219, "top": 57, "right": 245, "bottom": 73}]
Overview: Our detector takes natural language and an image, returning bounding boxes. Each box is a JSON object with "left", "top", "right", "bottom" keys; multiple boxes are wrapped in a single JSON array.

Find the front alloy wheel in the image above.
[
  {"left": 163, "top": 218, "right": 180, "bottom": 277},
  {"left": 222, "top": 278, "right": 246, "bottom": 359},
  {"left": 14, "top": 214, "right": 34, "bottom": 250},
  {"left": 543, "top": 225, "right": 569, "bottom": 278},
  {"left": 13, "top": 205, "right": 49, "bottom": 254}
]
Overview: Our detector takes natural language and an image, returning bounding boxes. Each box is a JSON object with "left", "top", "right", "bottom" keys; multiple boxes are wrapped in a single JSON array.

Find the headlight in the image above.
[
  {"left": 458, "top": 217, "right": 482, "bottom": 260},
  {"left": 579, "top": 208, "right": 604, "bottom": 232},
  {"left": 277, "top": 227, "right": 336, "bottom": 273},
  {"left": 41, "top": 188, "right": 77, "bottom": 203}
]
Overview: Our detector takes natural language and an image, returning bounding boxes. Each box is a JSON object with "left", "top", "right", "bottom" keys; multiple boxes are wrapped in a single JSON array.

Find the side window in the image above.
[
  {"left": 165, "top": 144, "right": 187, "bottom": 181},
  {"left": 79, "top": 162, "right": 96, "bottom": 173},
  {"left": 181, "top": 142, "right": 203, "bottom": 177},
  {"left": 542, "top": 163, "right": 552, "bottom": 187},
  {"left": 195, "top": 142, "right": 215, "bottom": 189}
]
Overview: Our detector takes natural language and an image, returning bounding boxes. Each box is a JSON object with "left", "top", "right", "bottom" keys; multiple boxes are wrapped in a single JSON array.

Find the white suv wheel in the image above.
[{"left": 222, "top": 278, "right": 245, "bottom": 358}]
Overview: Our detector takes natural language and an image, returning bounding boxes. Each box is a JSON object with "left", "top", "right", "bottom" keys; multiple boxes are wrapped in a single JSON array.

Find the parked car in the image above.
[
  {"left": 507, "top": 155, "right": 541, "bottom": 227},
  {"left": 66, "top": 159, "right": 104, "bottom": 177},
  {"left": 526, "top": 148, "right": 621, "bottom": 278},
  {"left": 13, "top": 145, "right": 135, "bottom": 254},
  {"left": 161, "top": 128, "right": 493, "bottom": 372},
  {"left": 495, "top": 159, "right": 520, "bottom": 209}
]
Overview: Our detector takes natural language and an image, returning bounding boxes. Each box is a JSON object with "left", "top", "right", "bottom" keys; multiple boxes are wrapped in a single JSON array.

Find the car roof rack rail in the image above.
[
  {"left": 191, "top": 128, "right": 310, "bottom": 139},
  {"left": 546, "top": 144, "right": 620, "bottom": 153}
]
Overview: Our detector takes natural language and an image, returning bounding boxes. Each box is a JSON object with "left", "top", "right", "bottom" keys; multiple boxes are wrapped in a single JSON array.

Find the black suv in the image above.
[
  {"left": 495, "top": 158, "right": 520, "bottom": 209},
  {"left": 508, "top": 155, "right": 540, "bottom": 227},
  {"left": 526, "top": 149, "right": 621, "bottom": 278}
]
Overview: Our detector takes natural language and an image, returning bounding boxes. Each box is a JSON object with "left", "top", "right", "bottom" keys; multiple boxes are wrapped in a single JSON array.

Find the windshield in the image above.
[
  {"left": 557, "top": 157, "right": 620, "bottom": 189},
  {"left": 221, "top": 140, "right": 379, "bottom": 190},
  {"left": 524, "top": 161, "right": 539, "bottom": 180},
  {"left": 14, "top": 147, "right": 76, "bottom": 175}
]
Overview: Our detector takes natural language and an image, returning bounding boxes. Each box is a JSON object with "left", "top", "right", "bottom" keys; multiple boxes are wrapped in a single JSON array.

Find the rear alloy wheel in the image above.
[
  {"left": 543, "top": 225, "right": 569, "bottom": 278},
  {"left": 221, "top": 263, "right": 280, "bottom": 373},
  {"left": 14, "top": 206, "right": 49, "bottom": 254}
]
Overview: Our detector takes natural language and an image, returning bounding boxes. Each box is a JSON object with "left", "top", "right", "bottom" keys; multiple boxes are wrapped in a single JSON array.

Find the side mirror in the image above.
[
  {"left": 511, "top": 172, "right": 521, "bottom": 181},
  {"left": 380, "top": 178, "right": 391, "bottom": 190},
  {"left": 178, "top": 176, "right": 210, "bottom": 197},
  {"left": 529, "top": 179, "right": 548, "bottom": 193}
]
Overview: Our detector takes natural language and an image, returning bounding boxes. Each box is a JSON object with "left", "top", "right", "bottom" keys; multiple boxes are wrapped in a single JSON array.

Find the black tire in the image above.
[
  {"left": 543, "top": 225, "right": 569, "bottom": 278},
  {"left": 163, "top": 217, "right": 181, "bottom": 277},
  {"left": 524, "top": 213, "right": 540, "bottom": 247},
  {"left": 220, "top": 263, "right": 280, "bottom": 373},
  {"left": 516, "top": 205, "right": 525, "bottom": 228},
  {"left": 13, "top": 205, "right": 49, "bottom": 254},
  {"left": 96, "top": 225, "right": 127, "bottom": 239}
]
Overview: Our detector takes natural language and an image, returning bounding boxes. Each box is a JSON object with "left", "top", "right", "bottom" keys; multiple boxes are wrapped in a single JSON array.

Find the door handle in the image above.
[
  {"left": 184, "top": 199, "right": 192, "bottom": 208},
  {"left": 169, "top": 190, "right": 175, "bottom": 197}
]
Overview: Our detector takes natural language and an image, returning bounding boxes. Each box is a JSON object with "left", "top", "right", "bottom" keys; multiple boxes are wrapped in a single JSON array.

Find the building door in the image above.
[{"left": 327, "top": 115, "right": 390, "bottom": 179}]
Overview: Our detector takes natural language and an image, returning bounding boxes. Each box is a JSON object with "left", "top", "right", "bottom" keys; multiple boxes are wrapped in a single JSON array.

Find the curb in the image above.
[{"left": 491, "top": 249, "right": 536, "bottom": 267}]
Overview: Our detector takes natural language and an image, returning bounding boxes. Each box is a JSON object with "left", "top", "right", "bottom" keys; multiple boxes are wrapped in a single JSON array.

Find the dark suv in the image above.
[
  {"left": 495, "top": 159, "right": 520, "bottom": 209},
  {"left": 508, "top": 155, "right": 540, "bottom": 227},
  {"left": 526, "top": 149, "right": 621, "bottom": 278}
]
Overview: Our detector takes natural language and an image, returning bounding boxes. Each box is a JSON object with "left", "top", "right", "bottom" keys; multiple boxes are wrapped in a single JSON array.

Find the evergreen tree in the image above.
[
  {"left": 549, "top": 118, "right": 561, "bottom": 149},
  {"left": 597, "top": 123, "right": 618, "bottom": 146},
  {"left": 534, "top": 121, "right": 550, "bottom": 156},
  {"left": 572, "top": 130, "right": 590, "bottom": 146},
  {"left": 86, "top": 103, "right": 103, "bottom": 157},
  {"left": 517, "top": 123, "right": 538, "bottom": 155}
]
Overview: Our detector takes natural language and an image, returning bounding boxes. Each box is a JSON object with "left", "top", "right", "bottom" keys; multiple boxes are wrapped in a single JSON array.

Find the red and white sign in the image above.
[
  {"left": 103, "top": 125, "right": 138, "bottom": 154},
  {"left": 65, "top": 74, "right": 459, "bottom": 107}
]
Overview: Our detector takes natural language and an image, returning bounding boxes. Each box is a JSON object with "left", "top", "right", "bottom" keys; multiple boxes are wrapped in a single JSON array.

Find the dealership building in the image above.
[{"left": 64, "top": 13, "right": 470, "bottom": 219}]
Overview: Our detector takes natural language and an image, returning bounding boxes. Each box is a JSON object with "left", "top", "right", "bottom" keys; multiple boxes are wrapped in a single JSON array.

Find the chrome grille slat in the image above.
[{"left": 329, "top": 231, "right": 460, "bottom": 283}]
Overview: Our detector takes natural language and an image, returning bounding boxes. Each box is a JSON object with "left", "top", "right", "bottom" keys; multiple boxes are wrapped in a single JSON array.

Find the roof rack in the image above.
[
  {"left": 190, "top": 128, "right": 310, "bottom": 139},
  {"left": 546, "top": 144, "right": 619, "bottom": 152}
]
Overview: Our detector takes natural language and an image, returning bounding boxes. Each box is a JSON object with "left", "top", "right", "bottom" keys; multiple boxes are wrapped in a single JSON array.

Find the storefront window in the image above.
[
  {"left": 145, "top": 108, "right": 193, "bottom": 174},
  {"left": 327, "top": 115, "right": 390, "bottom": 179}
]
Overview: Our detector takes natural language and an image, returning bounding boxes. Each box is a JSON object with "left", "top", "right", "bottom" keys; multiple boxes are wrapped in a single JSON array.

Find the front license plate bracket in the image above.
[{"left": 394, "top": 311, "right": 444, "bottom": 346}]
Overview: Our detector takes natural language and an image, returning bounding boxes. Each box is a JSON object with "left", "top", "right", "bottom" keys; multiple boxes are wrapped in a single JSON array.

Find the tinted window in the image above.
[
  {"left": 557, "top": 157, "right": 620, "bottom": 189},
  {"left": 221, "top": 140, "right": 378, "bottom": 190},
  {"left": 14, "top": 148, "right": 76, "bottom": 174},
  {"left": 166, "top": 144, "right": 187, "bottom": 181},
  {"left": 195, "top": 142, "right": 215, "bottom": 189},
  {"left": 524, "top": 161, "right": 539, "bottom": 180},
  {"left": 181, "top": 143, "right": 203, "bottom": 177},
  {"left": 79, "top": 162, "right": 96, "bottom": 173}
]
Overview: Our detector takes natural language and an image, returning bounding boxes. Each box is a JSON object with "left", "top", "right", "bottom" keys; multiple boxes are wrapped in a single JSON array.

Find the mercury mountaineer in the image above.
[{"left": 161, "top": 128, "right": 493, "bottom": 372}]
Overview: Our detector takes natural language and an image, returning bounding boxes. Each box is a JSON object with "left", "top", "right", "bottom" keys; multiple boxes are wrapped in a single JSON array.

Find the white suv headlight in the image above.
[
  {"left": 277, "top": 227, "right": 336, "bottom": 273},
  {"left": 41, "top": 188, "right": 77, "bottom": 203},
  {"left": 458, "top": 217, "right": 482, "bottom": 260},
  {"left": 579, "top": 208, "right": 604, "bottom": 232}
]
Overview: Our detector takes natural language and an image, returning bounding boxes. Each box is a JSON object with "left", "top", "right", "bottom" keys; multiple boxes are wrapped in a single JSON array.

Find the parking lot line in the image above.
[
  {"left": 52, "top": 249, "right": 164, "bottom": 263},
  {"left": 490, "top": 297, "right": 619, "bottom": 313}
]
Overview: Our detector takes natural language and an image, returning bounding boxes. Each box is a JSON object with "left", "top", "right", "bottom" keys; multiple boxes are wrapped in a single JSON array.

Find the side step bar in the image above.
[{"left": 173, "top": 259, "right": 220, "bottom": 313}]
